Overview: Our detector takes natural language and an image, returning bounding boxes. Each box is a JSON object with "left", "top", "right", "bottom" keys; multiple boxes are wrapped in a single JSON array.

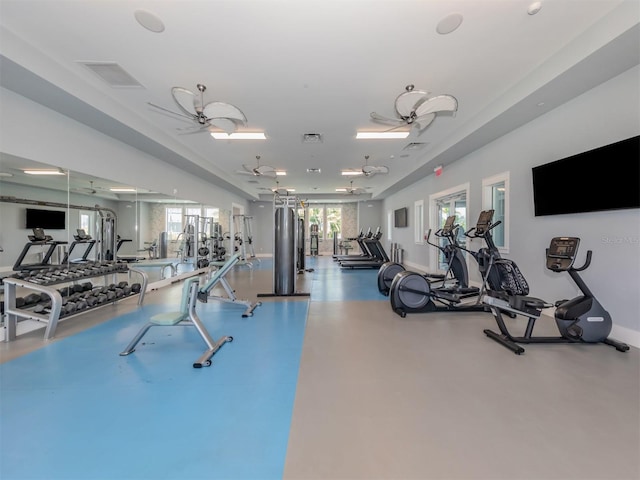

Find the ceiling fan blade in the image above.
[
  {"left": 362, "top": 165, "right": 389, "bottom": 177},
  {"left": 415, "top": 95, "right": 458, "bottom": 117},
  {"left": 171, "top": 87, "right": 198, "bottom": 117},
  {"left": 207, "top": 117, "right": 237, "bottom": 134},
  {"left": 370, "top": 112, "right": 404, "bottom": 125},
  {"left": 176, "top": 124, "right": 212, "bottom": 135},
  {"left": 203, "top": 102, "right": 247, "bottom": 124},
  {"left": 413, "top": 113, "right": 437, "bottom": 132},
  {"left": 255, "top": 165, "right": 277, "bottom": 178},
  {"left": 236, "top": 169, "right": 255, "bottom": 176},
  {"left": 147, "top": 102, "right": 195, "bottom": 122},
  {"left": 241, "top": 164, "right": 258, "bottom": 175},
  {"left": 395, "top": 89, "right": 429, "bottom": 117}
]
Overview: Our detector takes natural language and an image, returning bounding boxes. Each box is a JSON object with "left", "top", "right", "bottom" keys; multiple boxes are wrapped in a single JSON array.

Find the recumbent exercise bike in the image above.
[{"left": 482, "top": 236, "right": 629, "bottom": 354}]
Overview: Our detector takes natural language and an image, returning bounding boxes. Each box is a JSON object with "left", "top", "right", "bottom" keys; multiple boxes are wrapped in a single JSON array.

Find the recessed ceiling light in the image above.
[
  {"left": 356, "top": 132, "right": 410, "bottom": 139},
  {"left": 210, "top": 132, "right": 266, "bottom": 140},
  {"left": 436, "top": 13, "right": 463, "bottom": 35},
  {"left": 23, "top": 169, "right": 66, "bottom": 175},
  {"left": 275, "top": 171, "right": 287, "bottom": 176},
  {"left": 341, "top": 170, "right": 364, "bottom": 176},
  {"left": 134, "top": 10, "right": 165, "bottom": 33},
  {"left": 110, "top": 187, "right": 137, "bottom": 192}
]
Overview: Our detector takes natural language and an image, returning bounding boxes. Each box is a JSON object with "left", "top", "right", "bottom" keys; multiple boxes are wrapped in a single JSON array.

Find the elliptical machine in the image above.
[
  {"left": 377, "top": 215, "right": 467, "bottom": 296},
  {"left": 482, "top": 237, "right": 629, "bottom": 354},
  {"left": 388, "top": 210, "right": 502, "bottom": 318}
]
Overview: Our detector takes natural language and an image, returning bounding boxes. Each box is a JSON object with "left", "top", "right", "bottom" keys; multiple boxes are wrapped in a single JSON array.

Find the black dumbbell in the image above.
[
  {"left": 85, "top": 296, "right": 99, "bottom": 308},
  {"left": 23, "top": 293, "right": 42, "bottom": 306},
  {"left": 131, "top": 283, "right": 142, "bottom": 294}
]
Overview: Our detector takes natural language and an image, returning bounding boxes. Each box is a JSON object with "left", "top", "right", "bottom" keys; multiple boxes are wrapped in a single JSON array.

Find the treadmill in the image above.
[
  {"left": 61, "top": 229, "right": 96, "bottom": 264},
  {"left": 13, "top": 228, "right": 67, "bottom": 271},
  {"left": 340, "top": 233, "right": 389, "bottom": 269},
  {"left": 333, "top": 228, "right": 372, "bottom": 261}
]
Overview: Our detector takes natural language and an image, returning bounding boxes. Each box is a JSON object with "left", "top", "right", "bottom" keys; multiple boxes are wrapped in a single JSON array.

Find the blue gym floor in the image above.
[{"left": 0, "top": 257, "right": 384, "bottom": 480}]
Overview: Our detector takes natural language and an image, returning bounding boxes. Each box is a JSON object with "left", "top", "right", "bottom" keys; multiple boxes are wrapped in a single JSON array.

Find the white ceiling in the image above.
[{"left": 0, "top": 0, "right": 638, "bottom": 203}]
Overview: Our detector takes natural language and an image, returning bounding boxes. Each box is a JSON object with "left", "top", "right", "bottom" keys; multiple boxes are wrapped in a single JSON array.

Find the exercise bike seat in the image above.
[{"left": 555, "top": 296, "right": 592, "bottom": 320}]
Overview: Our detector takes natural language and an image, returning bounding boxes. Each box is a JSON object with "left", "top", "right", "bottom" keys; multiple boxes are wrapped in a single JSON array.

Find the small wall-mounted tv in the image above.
[
  {"left": 394, "top": 207, "right": 408, "bottom": 228},
  {"left": 532, "top": 135, "right": 639, "bottom": 216},
  {"left": 25, "top": 208, "right": 66, "bottom": 230}
]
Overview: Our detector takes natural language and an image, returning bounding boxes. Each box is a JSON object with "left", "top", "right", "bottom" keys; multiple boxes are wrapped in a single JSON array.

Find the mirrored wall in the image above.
[{"left": 0, "top": 154, "right": 229, "bottom": 270}]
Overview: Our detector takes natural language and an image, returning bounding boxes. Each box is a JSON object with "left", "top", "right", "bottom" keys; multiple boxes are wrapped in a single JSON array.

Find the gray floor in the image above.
[{"left": 2, "top": 256, "right": 639, "bottom": 480}]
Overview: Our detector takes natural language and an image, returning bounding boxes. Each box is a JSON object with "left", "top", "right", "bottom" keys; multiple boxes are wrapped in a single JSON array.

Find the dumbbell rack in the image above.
[{"left": 2, "top": 263, "right": 147, "bottom": 342}]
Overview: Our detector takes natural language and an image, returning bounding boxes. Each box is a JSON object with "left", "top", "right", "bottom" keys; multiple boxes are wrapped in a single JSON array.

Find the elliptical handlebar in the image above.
[{"left": 464, "top": 220, "right": 501, "bottom": 239}]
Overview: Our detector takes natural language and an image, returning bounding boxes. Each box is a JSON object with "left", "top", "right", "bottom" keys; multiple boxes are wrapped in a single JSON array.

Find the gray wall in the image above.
[
  {"left": 0, "top": 86, "right": 249, "bottom": 223},
  {"left": 383, "top": 65, "right": 640, "bottom": 342},
  {"left": 358, "top": 200, "right": 383, "bottom": 234}
]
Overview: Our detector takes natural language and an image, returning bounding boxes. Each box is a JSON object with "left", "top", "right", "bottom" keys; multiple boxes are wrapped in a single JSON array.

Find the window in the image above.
[
  {"left": 79, "top": 211, "right": 93, "bottom": 236},
  {"left": 166, "top": 207, "right": 183, "bottom": 240},
  {"left": 204, "top": 207, "right": 219, "bottom": 223},
  {"left": 482, "top": 172, "right": 509, "bottom": 252},
  {"left": 308, "top": 207, "right": 324, "bottom": 238},
  {"left": 326, "top": 207, "right": 341, "bottom": 239},
  {"left": 414, "top": 200, "right": 424, "bottom": 244},
  {"left": 429, "top": 183, "right": 469, "bottom": 272}
]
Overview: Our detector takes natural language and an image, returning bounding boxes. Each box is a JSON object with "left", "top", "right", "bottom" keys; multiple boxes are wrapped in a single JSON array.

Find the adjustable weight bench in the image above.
[
  {"left": 119, "top": 276, "right": 233, "bottom": 368},
  {"left": 198, "top": 253, "right": 261, "bottom": 317}
]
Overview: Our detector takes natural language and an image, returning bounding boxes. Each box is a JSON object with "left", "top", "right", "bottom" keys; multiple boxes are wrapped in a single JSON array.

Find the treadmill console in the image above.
[
  {"left": 28, "top": 228, "right": 51, "bottom": 242},
  {"left": 75, "top": 229, "right": 92, "bottom": 240},
  {"left": 546, "top": 237, "right": 580, "bottom": 271}
]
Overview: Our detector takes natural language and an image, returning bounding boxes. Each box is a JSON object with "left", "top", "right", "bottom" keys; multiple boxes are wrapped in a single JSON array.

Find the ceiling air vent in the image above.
[
  {"left": 302, "top": 133, "right": 323, "bottom": 144},
  {"left": 247, "top": 180, "right": 259, "bottom": 184},
  {"left": 78, "top": 62, "right": 143, "bottom": 88},
  {"left": 306, "top": 168, "right": 322, "bottom": 174}
]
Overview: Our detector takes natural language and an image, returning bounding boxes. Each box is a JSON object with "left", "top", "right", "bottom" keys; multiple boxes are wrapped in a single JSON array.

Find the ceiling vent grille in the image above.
[
  {"left": 78, "top": 62, "right": 143, "bottom": 88},
  {"left": 306, "top": 168, "right": 322, "bottom": 174},
  {"left": 302, "top": 133, "right": 323, "bottom": 144}
]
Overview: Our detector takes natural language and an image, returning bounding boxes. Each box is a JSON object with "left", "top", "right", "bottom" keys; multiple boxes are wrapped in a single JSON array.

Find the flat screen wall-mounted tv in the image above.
[
  {"left": 25, "top": 208, "right": 66, "bottom": 230},
  {"left": 532, "top": 135, "right": 639, "bottom": 216},
  {"left": 394, "top": 207, "right": 408, "bottom": 228}
]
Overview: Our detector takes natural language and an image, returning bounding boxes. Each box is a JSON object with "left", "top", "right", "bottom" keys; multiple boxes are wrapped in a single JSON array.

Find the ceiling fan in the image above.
[
  {"left": 342, "top": 155, "right": 389, "bottom": 177},
  {"left": 370, "top": 84, "right": 458, "bottom": 134},
  {"left": 148, "top": 83, "right": 247, "bottom": 134},
  {"left": 237, "top": 155, "right": 277, "bottom": 178},
  {"left": 71, "top": 180, "right": 98, "bottom": 195},
  {"left": 337, "top": 180, "right": 368, "bottom": 195},
  {"left": 360, "top": 155, "right": 388, "bottom": 177}
]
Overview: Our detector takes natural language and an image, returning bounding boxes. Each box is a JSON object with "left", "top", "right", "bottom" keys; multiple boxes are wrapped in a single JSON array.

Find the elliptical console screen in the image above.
[
  {"left": 474, "top": 210, "right": 494, "bottom": 235},
  {"left": 441, "top": 216, "right": 456, "bottom": 234}
]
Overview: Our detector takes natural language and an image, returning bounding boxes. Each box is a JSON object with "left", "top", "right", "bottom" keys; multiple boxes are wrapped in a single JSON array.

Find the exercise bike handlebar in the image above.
[{"left": 573, "top": 250, "right": 592, "bottom": 272}]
